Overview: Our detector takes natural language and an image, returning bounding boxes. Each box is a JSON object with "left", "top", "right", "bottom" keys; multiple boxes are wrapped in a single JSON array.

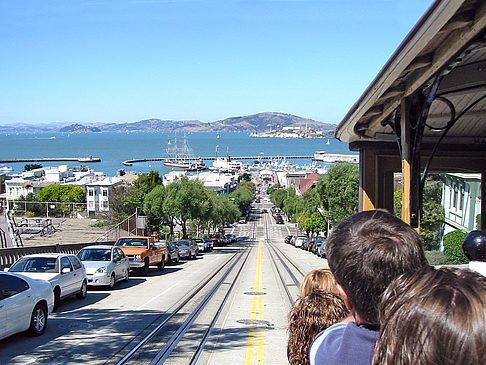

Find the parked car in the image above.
[
  {"left": 163, "top": 241, "right": 180, "bottom": 264},
  {"left": 317, "top": 240, "right": 328, "bottom": 258},
  {"left": 0, "top": 272, "right": 54, "bottom": 340},
  {"left": 193, "top": 238, "right": 206, "bottom": 253},
  {"left": 77, "top": 245, "right": 130, "bottom": 289},
  {"left": 174, "top": 240, "right": 197, "bottom": 259},
  {"left": 302, "top": 238, "right": 312, "bottom": 250},
  {"left": 311, "top": 238, "right": 326, "bottom": 255},
  {"left": 202, "top": 237, "right": 213, "bottom": 251},
  {"left": 293, "top": 236, "right": 307, "bottom": 248},
  {"left": 284, "top": 235, "right": 293, "bottom": 244},
  {"left": 275, "top": 215, "right": 284, "bottom": 224},
  {"left": 209, "top": 233, "right": 224, "bottom": 247},
  {"left": 7, "top": 253, "right": 87, "bottom": 310}
]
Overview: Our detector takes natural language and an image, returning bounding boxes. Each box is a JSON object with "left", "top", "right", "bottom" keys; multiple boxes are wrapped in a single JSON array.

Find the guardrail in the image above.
[{"left": 0, "top": 241, "right": 115, "bottom": 270}]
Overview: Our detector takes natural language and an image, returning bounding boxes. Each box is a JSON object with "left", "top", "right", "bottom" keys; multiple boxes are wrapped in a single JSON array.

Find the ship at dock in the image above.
[{"left": 163, "top": 137, "right": 206, "bottom": 171}]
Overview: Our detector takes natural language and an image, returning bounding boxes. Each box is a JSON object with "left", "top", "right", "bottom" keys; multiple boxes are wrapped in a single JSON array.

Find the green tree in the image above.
[
  {"left": 35, "top": 184, "right": 86, "bottom": 216},
  {"left": 420, "top": 175, "right": 445, "bottom": 250},
  {"left": 270, "top": 188, "right": 288, "bottom": 210},
  {"left": 24, "top": 163, "right": 42, "bottom": 171},
  {"left": 239, "top": 181, "right": 256, "bottom": 196},
  {"left": 229, "top": 186, "right": 253, "bottom": 214},
  {"left": 109, "top": 185, "right": 142, "bottom": 222},
  {"left": 134, "top": 171, "right": 162, "bottom": 194},
  {"left": 317, "top": 162, "right": 359, "bottom": 227},
  {"left": 208, "top": 193, "right": 240, "bottom": 233},
  {"left": 240, "top": 173, "right": 252, "bottom": 182},
  {"left": 284, "top": 195, "right": 304, "bottom": 222},
  {"left": 308, "top": 211, "right": 327, "bottom": 237},
  {"left": 162, "top": 177, "right": 210, "bottom": 238},
  {"left": 143, "top": 184, "right": 174, "bottom": 238}
]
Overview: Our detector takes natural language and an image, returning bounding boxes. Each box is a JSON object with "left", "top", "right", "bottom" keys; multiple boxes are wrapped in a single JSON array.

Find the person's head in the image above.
[
  {"left": 326, "top": 209, "right": 428, "bottom": 324},
  {"left": 373, "top": 266, "right": 486, "bottom": 365},
  {"left": 288, "top": 290, "right": 349, "bottom": 365},
  {"left": 299, "top": 269, "right": 339, "bottom": 297},
  {"left": 463, "top": 230, "right": 486, "bottom": 262}
]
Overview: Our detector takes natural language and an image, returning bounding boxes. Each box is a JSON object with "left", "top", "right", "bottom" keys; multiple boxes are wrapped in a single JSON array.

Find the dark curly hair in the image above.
[{"left": 288, "top": 291, "right": 349, "bottom": 365}]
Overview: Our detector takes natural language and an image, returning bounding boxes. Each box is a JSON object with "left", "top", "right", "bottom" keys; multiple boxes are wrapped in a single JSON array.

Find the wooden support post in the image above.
[
  {"left": 360, "top": 149, "right": 377, "bottom": 211},
  {"left": 482, "top": 172, "right": 486, "bottom": 230},
  {"left": 401, "top": 99, "right": 412, "bottom": 225}
]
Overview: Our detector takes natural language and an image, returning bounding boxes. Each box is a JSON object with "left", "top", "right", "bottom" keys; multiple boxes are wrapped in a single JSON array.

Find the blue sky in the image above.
[{"left": 0, "top": 0, "right": 434, "bottom": 125}]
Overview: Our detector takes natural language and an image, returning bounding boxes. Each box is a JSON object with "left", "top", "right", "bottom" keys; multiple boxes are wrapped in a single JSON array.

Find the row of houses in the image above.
[{"left": 0, "top": 165, "right": 241, "bottom": 217}]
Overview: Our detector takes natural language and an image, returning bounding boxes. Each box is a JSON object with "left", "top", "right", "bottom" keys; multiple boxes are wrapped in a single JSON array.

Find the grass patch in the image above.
[{"left": 425, "top": 250, "right": 451, "bottom": 266}]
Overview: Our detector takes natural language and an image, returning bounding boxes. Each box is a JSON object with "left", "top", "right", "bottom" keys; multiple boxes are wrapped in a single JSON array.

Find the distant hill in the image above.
[{"left": 0, "top": 112, "right": 336, "bottom": 133}]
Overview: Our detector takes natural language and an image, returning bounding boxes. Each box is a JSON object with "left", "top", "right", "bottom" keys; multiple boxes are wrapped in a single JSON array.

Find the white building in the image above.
[
  {"left": 86, "top": 177, "right": 123, "bottom": 216},
  {"left": 441, "top": 173, "right": 482, "bottom": 235}
]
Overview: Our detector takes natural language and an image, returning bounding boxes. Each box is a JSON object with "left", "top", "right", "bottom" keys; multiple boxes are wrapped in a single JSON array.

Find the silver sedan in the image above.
[{"left": 77, "top": 245, "right": 130, "bottom": 289}]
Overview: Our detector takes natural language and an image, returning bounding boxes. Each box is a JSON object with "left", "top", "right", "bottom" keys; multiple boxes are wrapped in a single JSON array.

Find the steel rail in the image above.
[
  {"left": 150, "top": 244, "right": 251, "bottom": 364},
  {"left": 114, "top": 248, "right": 242, "bottom": 365},
  {"left": 189, "top": 243, "right": 253, "bottom": 364}
]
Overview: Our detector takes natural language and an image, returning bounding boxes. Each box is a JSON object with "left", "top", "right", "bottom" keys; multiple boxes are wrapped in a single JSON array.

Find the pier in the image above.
[
  {"left": 0, "top": 156, "right": 101, "bottom": 163},
  {"left": 122, "top": 154, "right": 358, "bottom": 166}
]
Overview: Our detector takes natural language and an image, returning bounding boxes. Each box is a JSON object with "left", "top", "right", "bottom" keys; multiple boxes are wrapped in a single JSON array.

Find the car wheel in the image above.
[
  {"left": 123, "top": 269, "right": 129, "bottom": 282},
  {"left": 157, "top": 259, "right": 165, "bottom": 271},
  {"left": 141, "top": 259, "right": 150, "bottom": 275},
  {"left": 28, "top": 303, "right": 47, "bottom": 336},
  {"left": 53, "top": 287, "right": 61, "bottom": 311},
  {"left": 77, "top": 280, "right": 87, "bottom": 299},
  {"left": 108, "top": 273, "right": 116, "bottom": 289}
]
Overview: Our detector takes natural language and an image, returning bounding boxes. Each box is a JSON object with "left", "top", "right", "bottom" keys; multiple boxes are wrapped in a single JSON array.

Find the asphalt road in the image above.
[{"left": 0, "top": 199, "right": 329, "bottom": 365}]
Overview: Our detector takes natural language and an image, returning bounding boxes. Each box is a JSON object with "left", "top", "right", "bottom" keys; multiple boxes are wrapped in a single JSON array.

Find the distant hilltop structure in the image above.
[{"left": 250, "top": 125, "right": 334, "bottom": 139}]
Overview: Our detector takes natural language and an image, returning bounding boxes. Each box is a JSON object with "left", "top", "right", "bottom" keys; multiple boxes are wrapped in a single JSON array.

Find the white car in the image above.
[
  {"left": 7, "top": 253, "right": 87, "bottom": 310},
  {"left": 77, "top": 245, "right": 130, "bottom": 288},
  {"left": 294, "top": 236, "right": 307, "bottom": 248},
  {"left": 0, "top": 272, "right": 54, "bottom": 340}
]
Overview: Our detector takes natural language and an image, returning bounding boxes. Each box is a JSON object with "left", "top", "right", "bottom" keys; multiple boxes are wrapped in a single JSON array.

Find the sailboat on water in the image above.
[{"left": 163, "top": 137, "right": 206, "bottom": 171}]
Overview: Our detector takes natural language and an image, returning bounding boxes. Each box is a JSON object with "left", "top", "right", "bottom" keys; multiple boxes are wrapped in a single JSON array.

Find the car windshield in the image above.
[
  {"left": 175, "top": 241, "right": 188, "bottom": 247},
  {"left": 115, "top": 238, "right": 147, "bottom": 247},
  {"left": 78, "top": 248, "right": 112, "bottom": 261},
  {"left": 10, "top": 257, "right": 58, "bottom": 273}
]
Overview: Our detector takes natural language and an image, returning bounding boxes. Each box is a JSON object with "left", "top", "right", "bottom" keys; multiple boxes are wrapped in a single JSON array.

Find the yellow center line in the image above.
[{"left": 245, "top": 238, "right": 264, "bottom": 364}]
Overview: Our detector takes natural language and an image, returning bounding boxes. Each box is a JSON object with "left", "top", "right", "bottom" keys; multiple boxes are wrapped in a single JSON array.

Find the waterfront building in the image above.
[{"left": 162, "top": 170, "right": 238, "bottom": 194}]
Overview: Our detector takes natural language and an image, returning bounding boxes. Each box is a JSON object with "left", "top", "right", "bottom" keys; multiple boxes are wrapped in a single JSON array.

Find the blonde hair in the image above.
[
  {"left": 299, "top": 269, "right": 339, "bottom": 297},
  {"left": 288, "top": 269, "right": 349, "bottom": 365}
]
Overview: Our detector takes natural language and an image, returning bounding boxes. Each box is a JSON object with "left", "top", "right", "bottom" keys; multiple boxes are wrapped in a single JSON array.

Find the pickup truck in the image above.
[{"left": 114, "top": 236, "right": 168, "bottom": 275}]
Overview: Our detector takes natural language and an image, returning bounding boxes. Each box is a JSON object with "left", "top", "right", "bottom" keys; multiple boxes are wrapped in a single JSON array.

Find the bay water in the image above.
[{"left": 0, "top": 131, "right": 355, "bottom": 176}]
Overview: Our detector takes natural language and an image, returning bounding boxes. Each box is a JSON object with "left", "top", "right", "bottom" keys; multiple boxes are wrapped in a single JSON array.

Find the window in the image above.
[
  {"left": 60, "top": 257, "right": 73, "bottom": 272},
  {"left": 68, "top": 256, "right": 82, "bottom": 270},
  {"left": 102, "top": 189, "right": 108, "bottom": 197},
  {"left": 88, "top": 189, "right": 94, "bottom": 196},
  {"left": 0, "top": 275, "right": 29, "bottom": 300}
]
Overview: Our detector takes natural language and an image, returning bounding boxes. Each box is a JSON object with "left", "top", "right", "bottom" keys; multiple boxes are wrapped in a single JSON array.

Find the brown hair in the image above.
[
  {"left": 288, "top": 291, "right": 348, "bottom": 365},
  {"left": 326, "top": 209, "right": 428, "bottom": 324},
  {"left": 373, "top": 266, "right": 486, "bottom": 365},
  {"left": 299, "top": 269, "right": 339, "bottom": 297}
]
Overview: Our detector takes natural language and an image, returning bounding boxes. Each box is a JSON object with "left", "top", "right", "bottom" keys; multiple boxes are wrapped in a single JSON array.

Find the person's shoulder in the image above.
[{"left": 309, "top": 323, "right": 347, "bottom": 365}]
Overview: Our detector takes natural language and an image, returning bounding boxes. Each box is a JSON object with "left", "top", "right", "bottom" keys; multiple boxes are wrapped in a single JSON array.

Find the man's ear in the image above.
[{"left": 337, "top": 283, "right": 354, "bottom": 312}]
